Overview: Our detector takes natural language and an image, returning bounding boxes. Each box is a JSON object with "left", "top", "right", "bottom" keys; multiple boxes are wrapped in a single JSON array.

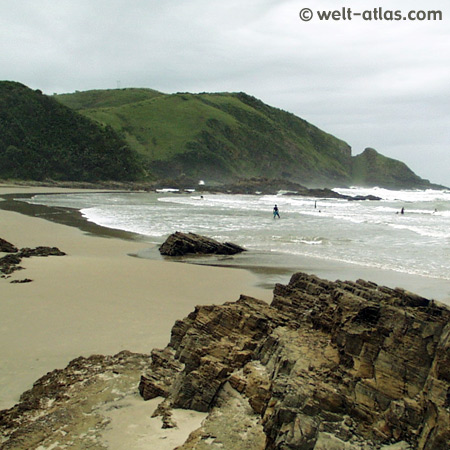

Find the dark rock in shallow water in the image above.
[
  {"left": 0, "top": 238, "right": 18, "bottom": 253},
  {"left": 10, "top": 278, "right": 33, "bottom": 284},
  {"left": 159, "top": 231, "right": 246, "bottom": 256},
  {"left": 347, "top": 194, "right": 382, "bottom": 201},
  {"left": 283, "top": 189, "right": 382, "bottom": 201},
  {"left": 0, "top": 253, "right": 23, "bottom": 275},
  {"left": 139, "top": 272, "right": 450, "bottom": 450}
]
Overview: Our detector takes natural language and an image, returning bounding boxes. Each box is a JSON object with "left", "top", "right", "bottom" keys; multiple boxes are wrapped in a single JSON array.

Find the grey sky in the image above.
[{"left": 1, "top": 0, "right": 449, "bottom": 186}]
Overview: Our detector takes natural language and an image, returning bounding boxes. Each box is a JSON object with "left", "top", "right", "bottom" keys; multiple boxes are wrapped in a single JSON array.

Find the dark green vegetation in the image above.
[
  {"left": 0, "top": 82, "right": 142, "bottom": 181},
  {"left": 0, "top": 81, "right": 440, "bottom": 188},
  {"left": 352, "top": 148, "right": 431, "bottom": 189},
  {"left": 57, "top": 88, "right": 353, "bottom": 185},
  {"left": 56, "top": 88, "right": 439, "bottom": 188}
]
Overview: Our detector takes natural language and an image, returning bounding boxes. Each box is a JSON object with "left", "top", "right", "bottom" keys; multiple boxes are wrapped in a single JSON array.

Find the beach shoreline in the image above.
[
  {"left": 2, "top": 184, "right": 450, "bottom": 449},
  {"left": 0, "top": 184, "right": 272, "bottom": 412},
  {"left": 3, "top": 187, "right": 450, "bottom": 305},
  {"left": 2, "top": 184, "right": 450, "bottom": 409}
]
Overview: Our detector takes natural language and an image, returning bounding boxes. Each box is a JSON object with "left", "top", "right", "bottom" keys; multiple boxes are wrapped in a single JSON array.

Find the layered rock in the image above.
[
  {"left": 139, "top": 272, "right": 450, "bottom": 450},
  {"left": 159, "top": 231, "right": 246, "bottom": 257},
  {"left": 1, "top": 271, "right": 448, "bottom": 449}
]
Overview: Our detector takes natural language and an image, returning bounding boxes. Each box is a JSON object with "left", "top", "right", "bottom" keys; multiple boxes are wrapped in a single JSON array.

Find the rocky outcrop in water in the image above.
[
  {"left": 194, "top": 178, "right": 382, "bottom": 200},
  {"left": 139, "top": 272, "right": 450, "bottom": 450},
  {"left": 159, "top": 231, "right": 246, "bottom": 257},
  {"left": 283, "top": 188, "right": 381, "bottom": 201}
]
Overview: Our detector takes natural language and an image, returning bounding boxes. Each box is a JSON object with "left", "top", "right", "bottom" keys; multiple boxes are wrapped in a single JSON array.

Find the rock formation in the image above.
[
  {"left": 0, "top": 239, "right": 66, "bottom": 278},
  {"left": 0, "top": 238, "right": 18, "bottom": 253},
  {"left": 0, "top": 352, "right": 150, "bottom": 449},
  {"left": 139, "top": 272, "right": 450, "bottom": 450},
  {"left": 159, "top": 231, "right": 246, "bottom": 257},
  {"left": 1, "top": 272, "right": 448, "bottom": 449},
  {"left": 192, "top": 177, "right": 382, "bottom": 200}
]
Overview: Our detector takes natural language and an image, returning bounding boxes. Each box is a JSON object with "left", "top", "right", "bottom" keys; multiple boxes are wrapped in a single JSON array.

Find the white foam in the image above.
[{"left": 20, "top": 189, "right": 450, "bottom": 281}]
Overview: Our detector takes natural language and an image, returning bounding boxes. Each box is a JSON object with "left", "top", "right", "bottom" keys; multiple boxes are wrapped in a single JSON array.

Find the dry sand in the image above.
[
  {"left": 1, "top": 185, "right": 449, "bottom": 449},
  {"left": 0, "top": 185, "right": 271, "bottom": 412}
]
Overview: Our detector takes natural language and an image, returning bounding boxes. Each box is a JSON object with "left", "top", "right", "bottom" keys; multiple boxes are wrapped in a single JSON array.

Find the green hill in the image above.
[
  {"left": 1, "top": 82, "right": 439, "bottom": 188},
  {"left": 0, "top": 81, "right": 142, "bottom": 181},
  {"left": 55, "top": 88, "right": 163, "bottom": 111},
  {"left": 352, "top": 148, "right": 437, "bottom": 189},
  {"left": 56, "top": 89, "right": 353, "bottom": 185}
]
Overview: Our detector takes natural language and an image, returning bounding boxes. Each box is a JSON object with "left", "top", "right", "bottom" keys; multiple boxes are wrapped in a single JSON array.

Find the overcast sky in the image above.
[{"left": 1, "top": 0, "right": 449, "bottom": 186}]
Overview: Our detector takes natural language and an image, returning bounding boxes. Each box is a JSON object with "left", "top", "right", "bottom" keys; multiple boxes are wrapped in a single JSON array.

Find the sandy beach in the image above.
[
  {"left": 2, "top": 184, "right": 450, "bottom": 449},
  {"left": 0, "top": 185, "right": 271, "bottom": 414}
]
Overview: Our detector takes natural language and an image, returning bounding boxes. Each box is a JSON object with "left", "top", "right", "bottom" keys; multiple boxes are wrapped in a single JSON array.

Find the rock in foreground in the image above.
[
  {"left": 140, "top": 272, "right": 450, "bottom": 450},
  {"left": 159, "top": 231, "right": 246, "bottom": 256},
  {"left": 1, "top": 272, "right": 448, "bottom": 449},
  {"left": 0, "top": 352, "right": 150, "bottom": 450}
]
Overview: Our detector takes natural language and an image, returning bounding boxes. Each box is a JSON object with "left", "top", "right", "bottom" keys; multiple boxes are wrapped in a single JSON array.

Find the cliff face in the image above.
[
  {"left": 139, "top": 272, "right": 450, "bottom": 450},
  {"left": 1, "top": 273, "right": 448, "bottom": 449}
]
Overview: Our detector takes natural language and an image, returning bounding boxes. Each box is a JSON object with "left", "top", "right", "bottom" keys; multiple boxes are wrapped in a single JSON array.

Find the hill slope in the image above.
[
  {"left": 56, "top": 89, "right": 353, "bottom": 185},
  {"left": 352, "top": 148, "right": 438, "bottom": 189},
  {"left": 0, "top": 82, "right": 142, "bottom": 181},
  {"left": 1, "top": 82, "right": 439, "bottom": 188}
]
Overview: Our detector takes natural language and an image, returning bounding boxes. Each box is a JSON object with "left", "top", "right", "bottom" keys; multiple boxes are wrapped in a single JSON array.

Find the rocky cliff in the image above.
[
  {"left": 1, "top": 273, "right": 448, "bottom": 449},
  {"left": 140, "top": 272, "right": 449, "bottom": 450}
]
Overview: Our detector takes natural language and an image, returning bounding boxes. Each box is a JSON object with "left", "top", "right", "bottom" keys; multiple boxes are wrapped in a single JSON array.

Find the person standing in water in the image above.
[{"left": 273, "top": 204, "right": 280, "bottom": 219}]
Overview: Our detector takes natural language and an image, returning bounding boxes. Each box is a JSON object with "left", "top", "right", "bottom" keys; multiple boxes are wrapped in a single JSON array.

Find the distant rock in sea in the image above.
[{"left": 159, "top": 231, "right": 246, "bottom": 257}]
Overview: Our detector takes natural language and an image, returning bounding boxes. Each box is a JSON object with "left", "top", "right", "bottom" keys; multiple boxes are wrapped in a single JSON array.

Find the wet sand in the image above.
[
  {"left": 1, "top": 184, "right": 449, "bottom": 449},
  {"left": 0, "top": 185, "right": 271, "bottom": 411},
  {"left": 4, "top": 186, "right": 450, "bottom": 306}
]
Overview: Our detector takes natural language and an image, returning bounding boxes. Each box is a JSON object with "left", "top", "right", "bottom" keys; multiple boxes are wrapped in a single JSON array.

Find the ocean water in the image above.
[{"left": 22, "top": 187, "right": 450, "bottom": 298}]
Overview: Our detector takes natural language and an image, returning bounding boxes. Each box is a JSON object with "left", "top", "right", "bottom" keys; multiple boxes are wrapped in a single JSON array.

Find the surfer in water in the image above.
[{"left": 273, "top": 204, "right": 280, "bottom": 219}]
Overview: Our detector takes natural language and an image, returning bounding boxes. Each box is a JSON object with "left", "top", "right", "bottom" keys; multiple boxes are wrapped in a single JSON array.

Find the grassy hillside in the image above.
[
  {"left": 352, "top": 148, "right": 435, "bottom": 189},
  {"left": 56, "top": 89, "right": 352, "bottom": 184},
  {"left": 0, "top": 82, "right": 142, "bottom": 181},
  {"left": 6, "top": 83, "right": 435, "bottom": 188},
  {"left": 56, "top": 88, "right": 163, "bottom": 111}
]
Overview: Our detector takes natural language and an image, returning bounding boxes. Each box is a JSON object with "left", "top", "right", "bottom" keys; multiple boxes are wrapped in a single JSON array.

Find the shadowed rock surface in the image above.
[
  {"left": 0, "top": 238, "right": 18, "bottom": 253},
  {"left": 159, "top": 231, "right": 247, "bottom": 257},
  {"left": 1, "top": 272, "right": 448, "bottom": 449},
  {"left": 140, "top": 272, "right": 450, "bottom": 450}
]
